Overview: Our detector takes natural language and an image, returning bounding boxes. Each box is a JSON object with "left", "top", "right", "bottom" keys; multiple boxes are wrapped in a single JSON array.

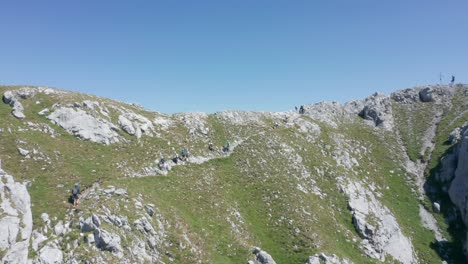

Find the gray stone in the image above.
[
  {"left": 47, "top": 107, "right": 120, "bottom": 145},
  {"left": 92, "top": 214, "right": 101, "bottom": 227},
  {"left": 54, "top": 221, "right": 64, "bottom": 236},
  {"left": 145, "top": 205, "right": 155, "bottom": 217},
  {"left": 433, "top": 202, "right": 441, "bottom": 214},
  {"left": 252, "top": 247, "right": 276, "bottom": 264},
  {"left": 118, "top": 115, "right": 135, "bottom": 135},
  {"left": 339, "top": 177, "right": 415, "bottom": 263},
  {"left": 38, "top": 245, "right": 63, "bottom": 264},
  {"left": 358, "top": 93, "right": 394, "bottom": 130},
  {"left": 18, "top": 147, "right": 30, "bottom": 157},
  {"left": 41, "top": 213, "right": 50, "bottom": 225},
  {"left": 306, "top": 253, "right": 353, "bottom": 264},
  {"left": 419, "top": 87, "right": 434, "bottom": 102},
  {"left": 134, "top": 217, "right": 156, "bottom": 235},
  {"left": 94, "top": 228, "right": 122, "bottom": 253},
  {"left": 114, "top": 188, "right": 127, "bottom": 196},
  {"left": 85, "top": 233, "right": 95, "bottom": 244},
  {"left": 0, "top": 169, "right": 33, "bottom": 264},
  {"left": 80, "top": 217, "right": 96, "bottom": 233},
  {"left": 391, "top": 88, "right": 420, "bottom": 103},
  {"left": 38, "top": 108, "right": 50, "bottom": 116}
]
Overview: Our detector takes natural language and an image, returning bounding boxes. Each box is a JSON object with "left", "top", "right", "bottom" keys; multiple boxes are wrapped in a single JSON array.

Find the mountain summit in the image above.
[{"left": 0, "top": 84, "right": 467, "bottom": 264}]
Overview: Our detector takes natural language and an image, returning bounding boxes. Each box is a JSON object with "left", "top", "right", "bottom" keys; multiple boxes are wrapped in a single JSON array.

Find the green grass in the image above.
[{"left": 0, "top": 85, "right": 466, "bottom": 263}]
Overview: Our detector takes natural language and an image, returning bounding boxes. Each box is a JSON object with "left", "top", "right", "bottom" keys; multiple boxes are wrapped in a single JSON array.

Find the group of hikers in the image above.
[{"left": 295, "top": 105, "right": 305, "bottom": 114}]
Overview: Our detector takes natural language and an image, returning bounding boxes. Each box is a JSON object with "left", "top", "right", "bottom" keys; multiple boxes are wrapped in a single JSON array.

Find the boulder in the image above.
[
  {"left": 94, "top": 228, "right": 122, "bottom": 253},
  {"left": 3, "top": 91, "right": 26, "bottom": 119},
  {"left": 358, "top": 93, "right": 394, "bottom": 130},
  {"left": 17, "top": 147, "right": 30, "bottom": 157},
  {"left": 252, "top": 247, "right": 276, "bottom": 264},
  {"left": 80, "top": 217, "right": 96, "bottom": 233},
  {"left": 433, "top": 202, "right": 441, "bottom": 214},
  {"left": 419, "top": 87, "right": 434, "bottom": 102},
  {"left": 54, "top": 221, "right": 64, "bottom": 236},
  {"left": 92, "top": 214, "right": 101, "bottom": 227},
  {"left": 38, "top": 245, "right": 63, "bottom": 264},
  {"left": 391, "top": 88, "right": 420, "bottom": 103}
]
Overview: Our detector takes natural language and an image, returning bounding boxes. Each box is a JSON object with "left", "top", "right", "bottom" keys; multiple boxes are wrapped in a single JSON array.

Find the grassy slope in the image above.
[{"left": 0, "top": 85, "right": 465, "bottom": 263}]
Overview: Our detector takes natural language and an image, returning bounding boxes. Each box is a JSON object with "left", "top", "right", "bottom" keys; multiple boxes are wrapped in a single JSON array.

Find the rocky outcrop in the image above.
[
  {"left": 443, "top": 126, "right": 468, "bottom": 260},
  {"left": 0, "top": 169, "right": 33, "bottom": 264},
  {"left": 94, "top": 228, "right": 123, "bottom": 254},
  {"left": 306, "top": 253, "right": 353, "bottom": 264},
  {"left": 47, "top": 107, "right": 120, "bottom": 144},
  {"left": 252, "top": 247, "right": 277, "bottom": 264},
  {"left": 338, "top": 178, "right": 415, "bottom": 263},
  {"left": 117, "top": 112, "right": 155, "bottom": 139},
  {"left": 3, "top": 90, "right": 26, "bottom": 119},
  {"left": 177, "top": 112, "right": 210, "bottom": 136},
  {"left": 358, "top": 93, "right": 394, "bottom": 130}
]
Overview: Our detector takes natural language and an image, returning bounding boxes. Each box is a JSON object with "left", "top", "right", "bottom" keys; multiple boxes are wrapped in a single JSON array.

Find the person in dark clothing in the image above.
[
  {"left": 451, "top": 75, "right": 455, "bottom": 86},
  {"left": 299, "top": 105, "right": 305, "bottom": 114},
  {"left": 159, "top": 157, "right": 166, "bottom": 170},
  {"left": 72, "top": 183, "right": 80, "bottom": 208},
  {"left": 209, "top": 142, "right": 214, "bottom": 151}
]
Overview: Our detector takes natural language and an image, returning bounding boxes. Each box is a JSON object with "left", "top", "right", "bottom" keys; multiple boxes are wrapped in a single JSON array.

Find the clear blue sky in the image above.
[{"left": 1, "top": 0, "right": 467, "bottom": 113}]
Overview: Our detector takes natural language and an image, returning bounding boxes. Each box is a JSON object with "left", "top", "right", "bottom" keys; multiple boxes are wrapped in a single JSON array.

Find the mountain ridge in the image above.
[{"left": 0, "top": 84, "right": 467, "bottom": 264}]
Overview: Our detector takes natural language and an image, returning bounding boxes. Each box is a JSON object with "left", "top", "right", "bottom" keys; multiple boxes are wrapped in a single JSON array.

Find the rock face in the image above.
[
  {"left": 358, "top": 93, "right": 394, "bottom": 130},
  {"left": 445, "top": 127, "right": 468, "bottom": 259},
  {"left": 47, "top": 107, "right": 120, "bottom": 144},
  {"left": 0, "top": 169, "right": 33, "bottom": 264},
  {"left": 339, "top": 178, "right": 415, "bottom": 263}
]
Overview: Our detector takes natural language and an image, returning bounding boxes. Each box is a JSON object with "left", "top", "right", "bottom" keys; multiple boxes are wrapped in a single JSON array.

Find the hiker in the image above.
[
  {"left": 181, "top": 148, "right": 186, "bottom": 160},
  {"left": 72, "top": 183, "right": 80, "bottom": 208},
  {"left": 451, "top": 75, "right": 455, "bottom": 86},
  {"left": 173, "top": 152, "right": 179, "bottom": 164},
  {"left": 223, "top": 140, "right": 231, "bottom": 152},
  {"left": 208, "top": 142, "right": 214, "bottom": 151},
  {"left": 294, "top": 106, "right": 298, "bottom": 112},
  {"left": 159, "top": 156, "right": 166, "bottom": 170},
  {"left": 299, "top": 105, "right": 304, "bottom": 114},
  {"left": 185, "top": 148, "right": 190, "bottom": 159}
]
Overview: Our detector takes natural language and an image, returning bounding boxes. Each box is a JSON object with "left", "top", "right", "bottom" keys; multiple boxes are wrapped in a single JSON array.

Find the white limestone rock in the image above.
[
  {"left": 38, "top": 245, "right": 63, "bottom": 264},
  {"left": 94, "top": 228, "right": 123, "bottom": 254},
  {"left": 47, "top": 107, "right": 120, "bottom": 144},
  {"left": 358, "top": 93, "right": 394, "bottom": 130},
  {"left": 0, "top": 169, "right": 33, "bottom": 264},
  {"left": 252, "top": 247, "right": 276, "bottom": 264},
  {"left": 338, "top": 177, "right": 415, "bottom": 263},
  {"left": 306, "top": 253, "right": 353, "bottom": 264}
]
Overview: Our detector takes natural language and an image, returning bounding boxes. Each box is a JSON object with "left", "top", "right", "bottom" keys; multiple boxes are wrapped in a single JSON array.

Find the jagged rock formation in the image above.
[
  {"left": 0, "top": 169, "right": 33, "bottom": 264},
  {"left": 0, "top": 84, "right": 468, "bottom": 263}
]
